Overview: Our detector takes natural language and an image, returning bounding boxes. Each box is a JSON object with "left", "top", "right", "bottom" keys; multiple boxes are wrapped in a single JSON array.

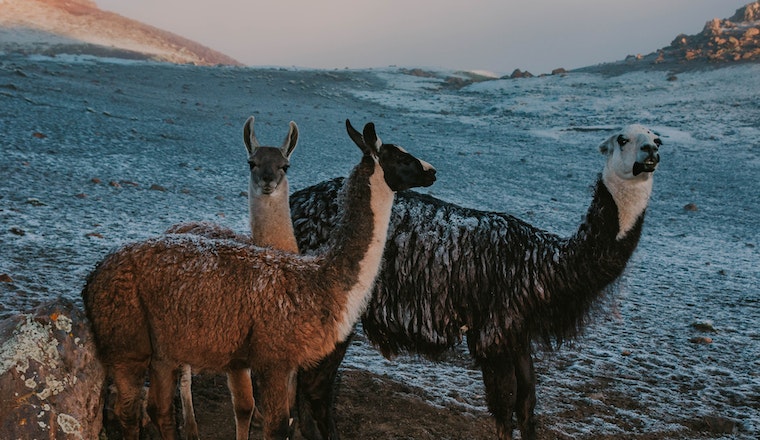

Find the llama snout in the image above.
[
  {"left": 258, "top": 179, "right": 278, "bottom": 194},
  {"left": 421, "top": 166, "right": 437, "bottom": 187},
  {"left": 633, "top": 144, "right": 660, "bottom": 175}
]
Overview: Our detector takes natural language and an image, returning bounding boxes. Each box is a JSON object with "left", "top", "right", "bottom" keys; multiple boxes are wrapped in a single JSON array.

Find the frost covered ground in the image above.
[{"left": 1, "top": 54, "right": 758, "bottom": 439}]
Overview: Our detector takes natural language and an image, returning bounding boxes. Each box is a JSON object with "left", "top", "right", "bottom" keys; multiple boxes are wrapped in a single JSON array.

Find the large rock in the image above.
[{"left": 0, "top": 298, "right": 105, "bottom": 439}]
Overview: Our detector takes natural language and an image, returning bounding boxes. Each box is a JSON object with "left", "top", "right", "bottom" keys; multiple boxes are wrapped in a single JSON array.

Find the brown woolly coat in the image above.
[{"left": 83, "top": 154, "right": 382, "bottom": 377}]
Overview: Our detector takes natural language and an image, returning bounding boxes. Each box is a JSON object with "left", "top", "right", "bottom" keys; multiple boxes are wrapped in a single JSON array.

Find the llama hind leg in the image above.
[
  {"left": 514, "top": 347, "right": 537, "bottom": 440},
  {"left": 146, "top": 360, "right": 180, "bottom": 440},
  {"left": 112, "top": 360, "right": 150, "bottom": 440},
  {"left": 478, "top": 353, "right": 518, "bottom": 440},
  {"left": 179, "top": 364, "right": 200, "bottom": 440},
  {"left": 227, "top": 368, "right": 255, "bottom": 440},
  {"left": 258, "top": 369, "right": 297, "bottom": 440},
  {"left": 297, "top": 338, "right": 351, "bottom": 440}
]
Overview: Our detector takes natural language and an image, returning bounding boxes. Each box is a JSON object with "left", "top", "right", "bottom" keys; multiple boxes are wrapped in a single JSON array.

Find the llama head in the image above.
[
  {"left": 600, "top": 124, "right": 662, "bottom": 239},
  {"left": 345, "top": 119, "right": 436, "bottom": 191},
  {"left": 599, "top": 124, "right": 661, "bottom": 182},
  {"left": 243, "top": 116, "right": 298, "bottom": 195}
]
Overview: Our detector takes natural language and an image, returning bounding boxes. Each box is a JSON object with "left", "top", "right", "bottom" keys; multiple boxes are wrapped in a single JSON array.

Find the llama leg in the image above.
[
  {"left": 297, "top": 337, "right": 351, "bottom": 440},
  {"left": 287, "top": 368, "right": 298, "bottom": 419},
  {"left": 478, "top": 353, "right": 518, "bottom": 440},
  {"left": 514, "top": 347, "right": 537, "bottom": 440},
  {"left": 179, "top": 364, "right": 200, "bottom": 440},
  {"left": 146, "top": 360, "right": 180, "bottom": 440},
  {"left": 112, "top": 360, "right": 150, "bottom": 440},
  {"left": 227, "top": 368, "right": 255, "bottom": 440},
  {"left": 258, "top": 369, "right": 296, "bottom": 440},
  {"left": 251, "top": 374, "right": 265, "bottom": 428}
]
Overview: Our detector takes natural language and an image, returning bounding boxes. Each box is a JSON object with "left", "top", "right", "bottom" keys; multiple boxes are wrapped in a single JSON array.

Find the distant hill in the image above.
[{"left": 0, "top": 0, "right": 241, "bottom": 66}]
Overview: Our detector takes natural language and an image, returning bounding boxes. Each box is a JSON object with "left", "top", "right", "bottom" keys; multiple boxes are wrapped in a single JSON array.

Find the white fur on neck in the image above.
[
  {"left": 602, "top": 167, "right": 653, "bottom": 240},
  {"left": 335, "top": 159, "right": 394, "bottom": 341}
]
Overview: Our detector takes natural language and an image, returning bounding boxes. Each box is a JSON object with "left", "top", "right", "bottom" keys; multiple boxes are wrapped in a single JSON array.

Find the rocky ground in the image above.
[{"left": 171, "top": 367, "right": 499, "bottom": 440}]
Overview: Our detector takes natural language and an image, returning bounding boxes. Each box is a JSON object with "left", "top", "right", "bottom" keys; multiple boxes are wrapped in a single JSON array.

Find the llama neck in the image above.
[
  {"left": 324, "top": 156, "right": 394, "bottom": 341},
  {"left": 532, "top": 177, "right": 648, "bottom": 346},
  {"left": 566, "top": 177, "right": 647, "bottom": 270},
  {"left": 248, "top": 180, "right": 299, "bottom": 253},
  {"left": 602, "top": 167, "right": 653, "bottom": 240}
]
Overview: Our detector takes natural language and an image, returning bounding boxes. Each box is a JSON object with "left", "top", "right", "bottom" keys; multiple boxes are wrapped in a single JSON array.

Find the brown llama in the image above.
[
  {"left": 165, "top": 116, "right": 299, "bottom": 439},
  {"left": 82, "top": 120, "right": 436, "bottom": 440}
]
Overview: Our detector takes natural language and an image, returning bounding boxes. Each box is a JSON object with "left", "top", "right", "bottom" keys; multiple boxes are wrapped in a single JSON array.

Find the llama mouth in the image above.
[
  {"left": 421, "top": 175, "right": 436, "bottom": 187},
  {"left": 420, "top": 170, "right": 437, "bottom": 187},
  {"left": 632, "top": 161, "right": 658, "bottom": 176}
]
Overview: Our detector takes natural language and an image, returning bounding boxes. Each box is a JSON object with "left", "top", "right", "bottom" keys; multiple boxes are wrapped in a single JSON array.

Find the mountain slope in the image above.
[
  {"left": 0, "top": 0, "right": 241, "bottom": 65},
  {"left": 574, "top": 1, "right": 760, "bottom": 74}
]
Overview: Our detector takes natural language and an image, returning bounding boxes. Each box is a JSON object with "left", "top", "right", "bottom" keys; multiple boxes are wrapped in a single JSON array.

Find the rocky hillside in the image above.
[
  {"left": 662, "top": 1, "right": 760, "bottom": 64},
  {"left": 571, "top": 1, "right": 760, "bottom": 75},
  {"left": 0, "top": 0, "right": 241, "bottom": 65}
]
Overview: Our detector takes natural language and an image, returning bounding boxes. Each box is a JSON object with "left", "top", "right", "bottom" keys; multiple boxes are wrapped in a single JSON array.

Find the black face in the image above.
[{"left": 377, "top": 144, "right": 436, "bottom": 191}]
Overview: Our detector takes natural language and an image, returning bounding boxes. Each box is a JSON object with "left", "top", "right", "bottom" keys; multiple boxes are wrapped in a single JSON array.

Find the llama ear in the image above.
[
  {"left": 599, "top": 134, "right": 616, "bottom": 155},
  {"left": 243, "top": 116, "right": 261, "bottom": 154},
  {"left": 346, "top": 119, "right": 370, "bottom": 155},
  {"left": 362, "top": 122, "right": 382, "bottom": 155},
  {"left": 281, "top": 121, "right": 298, "bottom": 158}
]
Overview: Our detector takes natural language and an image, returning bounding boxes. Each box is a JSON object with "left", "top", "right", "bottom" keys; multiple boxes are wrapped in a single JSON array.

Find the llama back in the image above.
[
  {"left": 371, "top": 193, "right": 564, "bottom": 357},
  {"left": 165, "top": 221, "right": 252, "bottom": 243},
  {"left": 291, "top": 178, "right": 344, "bottom": 255}
]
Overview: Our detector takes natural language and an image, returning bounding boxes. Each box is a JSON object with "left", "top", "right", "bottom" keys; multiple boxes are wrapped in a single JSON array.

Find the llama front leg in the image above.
[
  {"left": 146, "top": 360, "right": 180, "bottom": 440},
  {"left": 227, "top": 368, "right": 255, "bottom": 440},
  {"left": 112, "top": 361, "right": 150, "bottom": 440},
  {"left": 258, "top": 369, "right": 297, "bottom": 440},
  {"left": 514, "top": 346, "right": 537, "bottom": 440},
  {"left": 297, "top": 336, "right": 352, "bottom": 440},
  {"left": 478, "top": 353, "right": 518, "bottom": 440}
]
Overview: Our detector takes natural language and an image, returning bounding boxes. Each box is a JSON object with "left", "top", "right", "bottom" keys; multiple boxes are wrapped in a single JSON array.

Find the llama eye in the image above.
[
  {"left": 282, "top": 165, "right": 290, "bottom": 173},
  {"left": 248, "top": 161, "right": 258, "bottom": 170},
  {"left": 617, "top": 135, "right": 629, "bottom": 146},
  {"left": 654, "top": 138, "right": 662, "bottom": 146}
]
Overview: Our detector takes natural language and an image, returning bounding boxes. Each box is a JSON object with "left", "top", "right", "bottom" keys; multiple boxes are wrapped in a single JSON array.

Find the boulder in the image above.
[
  {"left": 0, "top": 298, "right": 105, "bottom": 439},
  {"left": 507, "top": 68, "right": 534, "bottom": 79}
]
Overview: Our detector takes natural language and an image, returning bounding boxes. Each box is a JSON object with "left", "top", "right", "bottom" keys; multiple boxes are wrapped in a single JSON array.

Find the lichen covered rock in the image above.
[{"left": 0, "top": 298, "right": 105, "bottom": 439}]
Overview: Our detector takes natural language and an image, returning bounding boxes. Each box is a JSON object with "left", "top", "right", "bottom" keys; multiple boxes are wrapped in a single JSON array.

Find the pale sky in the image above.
[{"left": 96, "top": 0, "right": 750, "bottom": 74}]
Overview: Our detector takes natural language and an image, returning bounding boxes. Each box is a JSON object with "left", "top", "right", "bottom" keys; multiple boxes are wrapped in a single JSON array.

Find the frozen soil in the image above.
[{"left": 1, "top": 54, "right": 758, "bottom": 439}]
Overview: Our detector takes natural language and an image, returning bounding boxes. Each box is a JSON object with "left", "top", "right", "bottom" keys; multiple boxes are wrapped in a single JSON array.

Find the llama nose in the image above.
[
  {"left": 642, "top": 144, "right": 660, "bottom": 163},
  {"left": 641, "top": 144, "right": 655, "bottom": 153}
]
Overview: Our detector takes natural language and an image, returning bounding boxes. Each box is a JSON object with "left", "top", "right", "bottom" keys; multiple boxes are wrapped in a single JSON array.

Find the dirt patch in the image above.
[{"left": 180, "top": 368, "right": 497, "bottom": 440}]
